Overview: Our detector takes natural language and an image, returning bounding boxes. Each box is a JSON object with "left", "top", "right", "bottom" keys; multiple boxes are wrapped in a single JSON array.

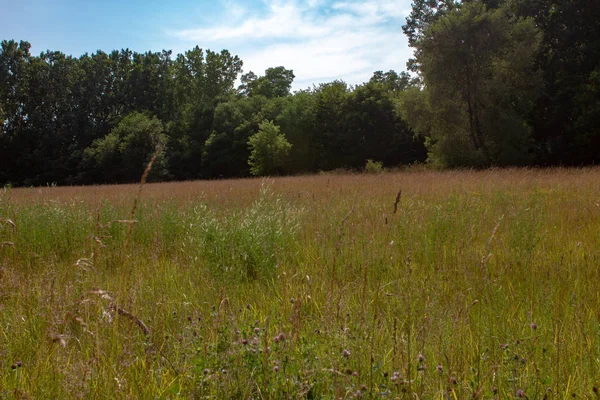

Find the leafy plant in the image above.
[
  {"left": 248, "top": 120, "right": 292, "bottom": 176},
  {"left": 364, "top": 159, "right": 384, "bottom": 174},
  {"left": 82, "top": 112, "right": 168, "bottom": 183},
  {"left": 187, "top": 184, "right": 302, "bottom": 279}
]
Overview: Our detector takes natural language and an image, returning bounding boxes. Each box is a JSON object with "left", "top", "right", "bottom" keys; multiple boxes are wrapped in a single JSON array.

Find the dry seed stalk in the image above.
[
  {"left": 74, "top": 258, "right": 95, "bottom": 272},
  {"left": 1, "top": 218, "right": 16, "bottom": 229},
  {"left": 393, "top": 190, "right": 402, "bottom": 214},
  {"left": 49, "top": 333, "right": 67, "bottom": 347},
  {"left": 330, "top": 206, "right": 354, "bottom": 308},
  {"left": 110, "top": 303, "right": 151, "bottom": 336},
  {"left": 125, "top": 143, "right": 163, "bottom": 252}
]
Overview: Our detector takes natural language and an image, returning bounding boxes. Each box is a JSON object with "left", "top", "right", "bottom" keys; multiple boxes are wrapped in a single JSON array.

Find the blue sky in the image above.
[{"left": 2, "top": 0, "right": 414, "bottom": 90}]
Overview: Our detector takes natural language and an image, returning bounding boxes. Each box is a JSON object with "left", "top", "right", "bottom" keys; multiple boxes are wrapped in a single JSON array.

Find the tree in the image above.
[
  {"left": 400, "top": 2, "right": 542, "bottom": 167},
  {"left": 511, "top": 0, "right": 600, "bottom": 164},
  {"left": 125, "top": 50, "right": 174, "bottom": 120},
  {"left": 311, "top": 80, "right": 351, "bottom": 170},
  {"left": 403, "top": 0, "right": 459, "bottom": 72},
  {"left": 276, "top": 90, "right": 318, "bottom": 173},
  {"left": 201, "top": 95, "right": 267, "bottom": 178},
  {"left": 347, "top": 81, "right": 426, "bottom": 167},
  {"left": 82, "top": 112, "right": 168, "bottom": 183},
  {"left": 0, "top": 40, "right": 31, "bottom": 184},
  {"left": 248, "top": 120, "right": 291, "bottom": 176},
  {"left": 239, "top": 66, "right": 295, "bottom": 98},
  {"left": 369, "top": 70, "right": 413, "bottom": 92},
  {"left": 167, "top": 47, "right": 243, "bottom": 180}
]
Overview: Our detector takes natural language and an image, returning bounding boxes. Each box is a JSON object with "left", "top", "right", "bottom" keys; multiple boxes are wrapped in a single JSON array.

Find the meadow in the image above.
[{"left": 1, "top": 168, "right": 599, "bottom": 399}]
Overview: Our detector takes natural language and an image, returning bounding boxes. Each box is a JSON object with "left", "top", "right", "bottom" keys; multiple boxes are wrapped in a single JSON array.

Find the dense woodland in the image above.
[{"left": 1, "top": 0, "right": 598, "bottom": 186}]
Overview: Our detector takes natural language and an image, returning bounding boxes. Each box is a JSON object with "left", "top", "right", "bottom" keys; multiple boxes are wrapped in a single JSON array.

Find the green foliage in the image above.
[
  {"left": 239, "top": 66, "right": 295, "bottom": 98},
  {"left": 402, "top": 2, "right": 541, "bottom": 167},
  {"left": 186, "top": 185, "right": 302, "bottom": 280},
  {"left": 4, "top": 8, "right": 600, "bottom": 186},
  {"left": 167, "top": 47, "right": 244, "bottom": 179},
  {"left": 364, "top": 159, "right": 383, "bottom": 174},
  {"left": 82, "top": 112, "right": 168, "bottom": 183},
  {"left": 276, "top": 90, "right": 319, "bottom": 173},
  {"left": 510, "top": 0, "right": 600, "bottom": 163},
  {"left": 248, "top": 120, "right": 292, "bottom": 176},
  {"left": 200, "top": 96, "right": 266, "bottom": 178},
  {"left": 369, "top": 70, "right": 414, "bottom": 92}
]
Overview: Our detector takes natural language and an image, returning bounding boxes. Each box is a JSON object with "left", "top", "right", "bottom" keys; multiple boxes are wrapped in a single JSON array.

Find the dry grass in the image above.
[{"left": 1, "top": 167, "right": 600, "bottom": 398}]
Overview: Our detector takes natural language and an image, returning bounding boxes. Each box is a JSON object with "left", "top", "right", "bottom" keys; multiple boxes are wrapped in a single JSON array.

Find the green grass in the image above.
[{"left": 1, "top": 169, "right": 600, "bottom": 398}]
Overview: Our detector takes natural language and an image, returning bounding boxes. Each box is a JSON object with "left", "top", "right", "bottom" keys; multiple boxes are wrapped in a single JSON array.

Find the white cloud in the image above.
[
  {"left": 332, "top": 0, "right": 412, "bottom": 19},
  {"left": 169, "top": 0, "right": 414, "bottom": 90}
]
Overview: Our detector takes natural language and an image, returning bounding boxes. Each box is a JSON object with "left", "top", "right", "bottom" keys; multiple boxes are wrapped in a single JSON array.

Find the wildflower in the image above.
[
  {"left": 418, "top": 353, "right": 425, "bottom": 363},
  {"left": 273, "top": 366, "right": 279, "bottom": 372},
  {"left": 242, "top": 339, "right": 248, "bottom": 345},
  {"left": 516, "top": 389, "right": 526, "bottom": 398},
  {"left": 436, "top": 365, "right": 443, "bottom": 372},
  {"left": 530, "top": 323, "right": 537, "bottom": 330},
  {"left": 342, "top": 349, "right": 351, "bottom": 358}
]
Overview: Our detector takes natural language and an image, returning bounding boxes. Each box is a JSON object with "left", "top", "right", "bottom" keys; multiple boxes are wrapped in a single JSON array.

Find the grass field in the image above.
[{"left": 1, "top": 168, "right": 600, "bottom": 399}]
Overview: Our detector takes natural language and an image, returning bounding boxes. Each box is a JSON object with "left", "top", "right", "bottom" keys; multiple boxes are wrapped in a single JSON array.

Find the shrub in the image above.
[
  {"left": 248, "top": 120, "right": 292, "bottom": 176},
  {"left": 364, "top": 159, "right": 384, "bottom": 174}
]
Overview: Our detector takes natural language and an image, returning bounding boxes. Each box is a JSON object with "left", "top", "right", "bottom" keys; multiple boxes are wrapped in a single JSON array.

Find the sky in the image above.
[{"left": 1, "top": 0, "right": 414, "bottom": 90}]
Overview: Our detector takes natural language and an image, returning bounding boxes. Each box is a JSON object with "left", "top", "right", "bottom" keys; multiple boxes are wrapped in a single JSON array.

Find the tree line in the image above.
[{"left": 1, "top": 0, "right": 598, "bottom": 186}]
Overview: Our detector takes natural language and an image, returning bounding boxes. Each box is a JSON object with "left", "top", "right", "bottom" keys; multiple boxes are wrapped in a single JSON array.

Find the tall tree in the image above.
[
  {"left": 403, "top": 0, "right": 459, "bottom": 72},
  {"left": 311, "top": 81, "right": 351, "bottom": 170},
  {"left": 239, "top": 66, "right": 295, "bottom": 98},
  {"left": 347, "top": 81, "right": 426, "bottom": 167},
  {"left": 511, "top": 0, "right": 600, "bottom": 164},
  {"left": 201, "top": 95, "right": 267, "bottom": 178},
  {"left": 0, "top": 40, "right": 31, "bottom": 184},
  {"left": 400, "top": 2, "right": 542, "bottom": 167},
  {"left": 369, "top": 70, "right": 413, "bottom": 92},
  {"left": 168, "top": 47, "right": 243, "bottom": 179},
  {"left": 276, "top": 90, "right": 318, "bottom": 173},
  {"left": 81, "top": 112, "right": 168, "bottom": 183}
]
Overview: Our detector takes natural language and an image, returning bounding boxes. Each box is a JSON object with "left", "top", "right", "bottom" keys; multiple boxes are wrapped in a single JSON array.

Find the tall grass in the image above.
[{"left": 1, "top": 168, "right": 599, "bottom": 398}]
